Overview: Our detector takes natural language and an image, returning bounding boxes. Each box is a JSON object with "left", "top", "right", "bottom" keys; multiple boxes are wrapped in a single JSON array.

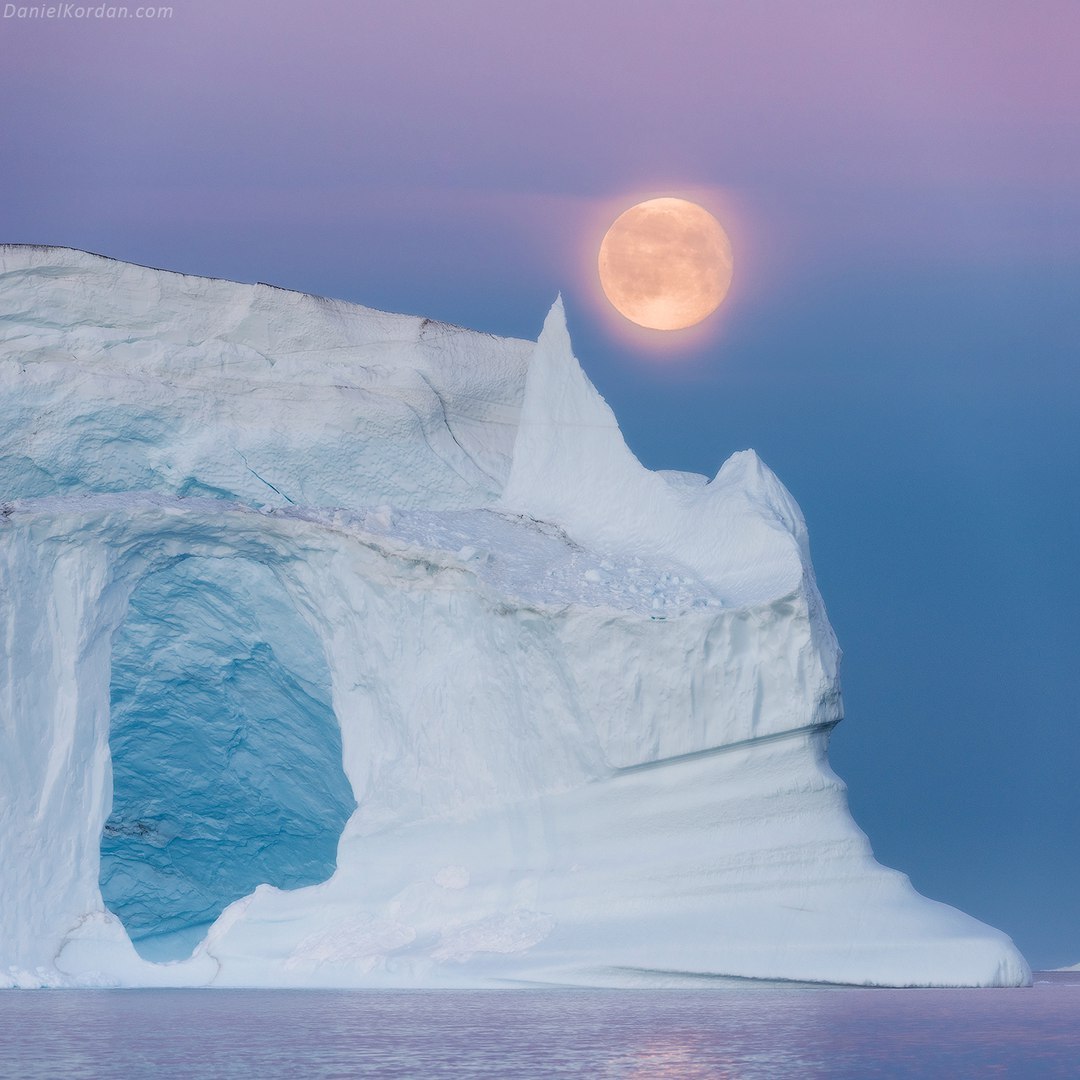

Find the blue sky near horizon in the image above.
[{"left": 2, "top": 1, "right": 1078, "bottom": 968}]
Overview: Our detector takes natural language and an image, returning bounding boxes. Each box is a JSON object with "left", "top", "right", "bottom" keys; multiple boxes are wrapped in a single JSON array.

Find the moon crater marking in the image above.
[{"left": 598, "top": 197, "right": 733, "bottom": 331}]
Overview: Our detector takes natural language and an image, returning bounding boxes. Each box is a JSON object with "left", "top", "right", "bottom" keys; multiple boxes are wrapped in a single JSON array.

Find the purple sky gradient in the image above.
[
  {"left": 2, "top": 0, "right": 1079, "bottom": 968},
  {"left": 6, "top": 1, "right": 1078, "bottom": 282}
]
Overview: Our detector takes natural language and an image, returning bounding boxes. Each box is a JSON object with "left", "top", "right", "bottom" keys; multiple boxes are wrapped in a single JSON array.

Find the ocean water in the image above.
[{"left": 1, "top": 974, "right": 1077, "bottom": 1078}]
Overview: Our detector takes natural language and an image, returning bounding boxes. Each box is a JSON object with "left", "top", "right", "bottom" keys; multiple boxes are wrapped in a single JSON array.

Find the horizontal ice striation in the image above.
[{"left": 0, "top": 245, "right": 1029, "bottom": 988}]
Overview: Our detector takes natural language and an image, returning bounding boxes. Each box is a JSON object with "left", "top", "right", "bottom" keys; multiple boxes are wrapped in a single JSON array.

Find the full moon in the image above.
[{"left": 597, "top": 197, "right": 733, "bottom": 331}]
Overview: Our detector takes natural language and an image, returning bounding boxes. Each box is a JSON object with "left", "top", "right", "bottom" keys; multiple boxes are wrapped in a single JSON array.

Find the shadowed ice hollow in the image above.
[{"left": 102, "top": 555, "right": 355, "bottom": 961}]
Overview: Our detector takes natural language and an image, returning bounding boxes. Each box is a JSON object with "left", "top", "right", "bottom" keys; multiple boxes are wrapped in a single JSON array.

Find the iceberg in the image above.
[{"left": 0, "top": 245, "right": 1029, "bottom": 988}]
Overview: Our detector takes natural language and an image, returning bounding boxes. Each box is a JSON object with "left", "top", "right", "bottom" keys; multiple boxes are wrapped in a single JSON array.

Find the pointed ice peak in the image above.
[
  {"left": 713, "top": 449, "right": 808, "bottom": 548},
  {"left": 500, "top": 297, "right": 643, "bottom": 525},
  {"left": 530, "top": 294, "right": 622, "bottom": 435},
  {"left": 545, "top": 292, "right": 566, "bottom": 334},
  {"left": 500, "top": 302, "right": 807, "bottom": 605},
  {"left": 714, "top": 447, "right": 765, "bottom": 482}
]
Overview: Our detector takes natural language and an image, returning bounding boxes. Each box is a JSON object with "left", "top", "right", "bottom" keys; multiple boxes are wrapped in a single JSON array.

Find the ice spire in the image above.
[
  {"left": 500, "top": 295, "right": 647, "bottom": 539},
  {"left": 501, "top": 297, "right": 806, "bottom": 605}
]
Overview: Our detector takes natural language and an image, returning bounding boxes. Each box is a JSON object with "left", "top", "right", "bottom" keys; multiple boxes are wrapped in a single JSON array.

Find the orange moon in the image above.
[{"left": 597, "top": 197, "right": 733, "bottom": 331}]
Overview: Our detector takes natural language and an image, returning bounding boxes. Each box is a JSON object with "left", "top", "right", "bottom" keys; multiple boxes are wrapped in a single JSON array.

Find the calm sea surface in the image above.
[{"left": 1, "top": 974, "right": 1077, "bottom": 1078}]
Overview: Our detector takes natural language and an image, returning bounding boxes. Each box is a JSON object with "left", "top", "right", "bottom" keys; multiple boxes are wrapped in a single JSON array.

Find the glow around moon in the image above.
[{"left": 597, "top": 197, "right": 733, "bottom": 331}]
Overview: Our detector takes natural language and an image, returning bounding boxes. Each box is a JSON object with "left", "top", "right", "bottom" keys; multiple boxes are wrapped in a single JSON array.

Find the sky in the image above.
[{"left": 2, "top": 0, "right": 1078, "bottom": 968}]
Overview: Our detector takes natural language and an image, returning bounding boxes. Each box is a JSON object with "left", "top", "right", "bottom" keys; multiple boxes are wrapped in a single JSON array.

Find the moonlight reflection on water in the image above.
[{"left": 0, "top": 974, "right": 1077, "bottom": 1078}]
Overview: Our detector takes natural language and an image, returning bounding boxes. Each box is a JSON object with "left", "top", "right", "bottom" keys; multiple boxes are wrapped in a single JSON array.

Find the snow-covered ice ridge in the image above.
[{"left": 0, "top": 245, "right": 1029, "bottom": 988}]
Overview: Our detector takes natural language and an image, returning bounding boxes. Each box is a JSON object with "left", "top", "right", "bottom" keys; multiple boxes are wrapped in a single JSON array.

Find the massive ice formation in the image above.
[{"left": 0, "top": 245, "right": 1029, "bottom": 988}]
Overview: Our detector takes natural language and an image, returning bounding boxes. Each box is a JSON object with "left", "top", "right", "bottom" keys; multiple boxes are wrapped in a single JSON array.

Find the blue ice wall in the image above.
[{"left": 100, "top": 556, "right": 356, "bottom": 962}]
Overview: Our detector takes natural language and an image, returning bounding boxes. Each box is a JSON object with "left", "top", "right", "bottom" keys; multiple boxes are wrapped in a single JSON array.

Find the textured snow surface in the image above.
[{"left": 0, "top": 246, "right": 1029, "bottom": 988}]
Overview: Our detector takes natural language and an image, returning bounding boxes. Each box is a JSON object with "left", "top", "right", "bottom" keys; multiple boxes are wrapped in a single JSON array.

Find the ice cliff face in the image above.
[{"left": 0, "top": 245, "right": 1029, "bottom": 988}]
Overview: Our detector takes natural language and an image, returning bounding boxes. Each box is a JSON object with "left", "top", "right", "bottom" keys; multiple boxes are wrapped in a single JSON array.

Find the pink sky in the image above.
[{"left": 3, "top": 0, "right": 1080, "bottom": 967}]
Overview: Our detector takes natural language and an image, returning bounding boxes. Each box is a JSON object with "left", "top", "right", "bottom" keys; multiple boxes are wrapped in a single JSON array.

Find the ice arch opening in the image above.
[{"left": 99, "top": 554, "right": 356, "bottom": 962}]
